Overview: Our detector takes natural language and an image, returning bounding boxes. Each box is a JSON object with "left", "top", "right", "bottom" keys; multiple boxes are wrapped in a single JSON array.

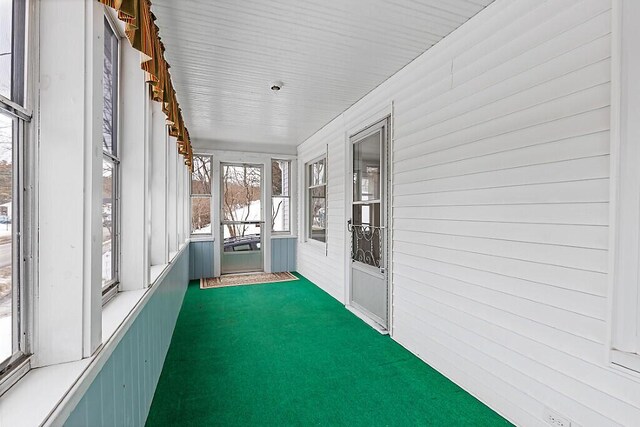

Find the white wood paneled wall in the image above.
[{"left": 297, "top": 0, "right": 640, "bottom": 425}]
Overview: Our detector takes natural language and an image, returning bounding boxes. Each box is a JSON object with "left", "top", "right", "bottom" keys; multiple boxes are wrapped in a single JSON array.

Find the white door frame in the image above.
[{"left": 344, "top": 110, "right": 393, "bottom": 334}]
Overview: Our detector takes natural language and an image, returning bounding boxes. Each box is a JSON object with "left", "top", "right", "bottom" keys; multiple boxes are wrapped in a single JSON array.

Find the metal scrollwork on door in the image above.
[{"left": 349, "top": 221, "right": 384, "bottom": 269}]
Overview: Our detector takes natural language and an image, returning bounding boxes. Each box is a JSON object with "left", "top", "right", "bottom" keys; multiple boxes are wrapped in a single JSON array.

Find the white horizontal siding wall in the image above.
[{"left": 297, "top": 0, "right": 640, "bottom": 425}]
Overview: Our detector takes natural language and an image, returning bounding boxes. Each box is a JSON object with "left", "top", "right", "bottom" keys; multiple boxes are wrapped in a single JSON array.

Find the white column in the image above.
[
  {"left": 36, "top": 0, "right": 103, "bottom": 365},
  {"left": 176, "top": 151, "right": 184, "bottom": 247},
  {"left": 119, "top": 42, "right": 148, "bottom": 291},
  {"left": 150, "top": 102, "right": 168, "bottom": 266},
  {"left": 167, "top": 137, "right": 177, "bottom": 255}
]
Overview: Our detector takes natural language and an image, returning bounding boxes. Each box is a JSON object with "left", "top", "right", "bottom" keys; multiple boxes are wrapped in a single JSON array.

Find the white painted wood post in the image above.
[{"left": 36, "top": 0, "right": 103, "bottom": 365}]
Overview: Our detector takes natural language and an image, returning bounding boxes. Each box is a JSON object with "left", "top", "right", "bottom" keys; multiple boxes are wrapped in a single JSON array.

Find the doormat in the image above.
[{"left": 200, "top": 272, "right": 298, "bottom": 289}]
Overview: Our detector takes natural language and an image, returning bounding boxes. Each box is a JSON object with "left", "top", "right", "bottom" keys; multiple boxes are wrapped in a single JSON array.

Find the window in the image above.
[
  {"left": 102, "top": 17, "right": 119, "bottom": 296},
  {"left": 271, "top": 159, "right": 290, "bottom": 233},
  {"left": 191, "top": 155, "right": 212, "bottom": 235},
  {"left": 0, "top": 0, "right": 28, "bottom": 390},
  {"left": 307, "top": 157, "right": 326, "bottom": 243},
  {"left": 0, "top": 0, "right": 25, "bottom": 105}
]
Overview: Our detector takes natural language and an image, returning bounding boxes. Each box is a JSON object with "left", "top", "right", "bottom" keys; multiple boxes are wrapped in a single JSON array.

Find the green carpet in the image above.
[{"left": 146, "top": 273, "right": 510, "bottom": 426}]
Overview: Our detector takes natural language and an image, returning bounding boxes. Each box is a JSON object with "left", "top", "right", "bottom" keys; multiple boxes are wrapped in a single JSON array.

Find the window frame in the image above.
[
  {"left": 190, "top": 154, "right": 213, "bottom": 237},
  {"left": 609, "top": 0, "right": 640, "bottom": 375},
  {"left": 271, "top": 159, "right": 291, "bottom": 235},
  {"left": 0, "top": 0, "right": 31, "bottom": 396},
  {"left": 306, "top": 155, "right": 327, "bottom": 244},
  {"left": 0, "top": 100, "right": 30, "bottom": 396},
  {"left": 101, "top": 14, "right": 121, "bottom": 303}
]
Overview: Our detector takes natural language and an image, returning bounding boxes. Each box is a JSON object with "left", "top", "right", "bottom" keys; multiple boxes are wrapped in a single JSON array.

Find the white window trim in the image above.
[
  {"left": 271, "top": 158, "right": 292, "bottom": 235},
  {"left": 305, "top": 155, "right": 327, "bottom": 248},
  {"left": 101, "top": 12, "right": 121, "bottom": 302},
  {"left": 190, "top": 154, "right": 213, "bottom": 238},
  {"left": 607, "top": 0, "right": 640, "bottom": 374}
]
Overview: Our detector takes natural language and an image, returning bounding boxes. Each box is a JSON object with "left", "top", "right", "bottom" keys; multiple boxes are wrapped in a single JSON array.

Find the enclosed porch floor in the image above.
[{"left": 146, "top": 273, "right": 510, "bottom": 426}]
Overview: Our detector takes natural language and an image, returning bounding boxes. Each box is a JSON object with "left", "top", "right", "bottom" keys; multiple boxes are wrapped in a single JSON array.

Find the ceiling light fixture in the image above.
[{"left": 270, "top": 81, "right": 284, "bottom": 92}]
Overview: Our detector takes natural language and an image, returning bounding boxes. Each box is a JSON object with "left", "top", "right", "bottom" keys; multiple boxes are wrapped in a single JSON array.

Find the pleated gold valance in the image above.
[{"left": 99, "top": 0, "right": 193, "bottom": 169}]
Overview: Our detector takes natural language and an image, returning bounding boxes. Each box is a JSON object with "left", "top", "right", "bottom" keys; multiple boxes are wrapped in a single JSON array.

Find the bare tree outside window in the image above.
[
  {"left": 0, "top": 113, "right": 12, "bottom": 363},
  {"left": 307, "top": 158, "right": 326, "bottom": 243},
  {"left": 271, "top": 160, "right": 290, "bottom": 233},
  {"left": 222, "top": 164, "right": 261, "bottom": 238},
  {"left": 0, "top": 0, "right": 12, "bottom": 100},
  {"left": 102, "top": 18, "right": 119, "bottom": 292},
  {"left": 191, "top": 155, "right": 212, "bottom": 234}
]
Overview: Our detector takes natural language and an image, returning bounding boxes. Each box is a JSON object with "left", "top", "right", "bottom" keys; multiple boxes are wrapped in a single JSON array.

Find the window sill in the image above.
[
  {"left": 190, "top": 235, "right": 214, "bottom": 242},
  {"left": 611, "top": 350, "right": 640, "bottom": 377},
  {"left": 303, "top": 238, "right": 327, "bottom": 252},
  {"left": 0, "top": 244, "right": 189, "bottom": 426},
  {"left": 271, "top": 234, "right": 296, "bottom": 239},
  {"left": 149, "top": 263, "right": 168, "bottom": 285}
]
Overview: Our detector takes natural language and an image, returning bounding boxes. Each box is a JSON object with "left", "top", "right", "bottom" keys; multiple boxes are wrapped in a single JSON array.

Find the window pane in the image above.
[
  {"left": 353, "top": 132, "right": 380, "bottom": 202},
  {"left": 102, "top": 159, "right": 114, "bottom": 286},
  {"left": 191, "top": 155, "right": 211, "bottom": 195},
  {"left": 310, "top": 159, "right": 325, "bottom": 186},
  {"left": 0, "top": 0, "right": 13, "bottom": 100},
  {"left": 309, "top": 186, "right": 325, "bottom": 242},
  {"left": 222, "top": 164, "right": 261, "bottom": 225},
  {"left": 0, "top": 112, "right": 13, "bottom": 362},
  {"left": 103, "top": 19, "right": 118, "bottom": 156},
  {"left": 272, "top": 160, "right": 290, "bottom": 233},
  {"left": 191, "top": 196, "right": 211, "bottom": 234},
  {"left": 272, "top": 196, "right": 290, "bottom": 233},
  {"left": 271, "top": 160, "right": 289, "bottom": 197}
]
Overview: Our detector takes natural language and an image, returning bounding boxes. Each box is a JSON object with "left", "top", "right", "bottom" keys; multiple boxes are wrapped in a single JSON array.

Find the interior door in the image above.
[
  {"left": 348, "top": 119, "right": 389, "bottom": 329},
  {"left": 220, "top": 163, "right": 264, "bottom": 274}
]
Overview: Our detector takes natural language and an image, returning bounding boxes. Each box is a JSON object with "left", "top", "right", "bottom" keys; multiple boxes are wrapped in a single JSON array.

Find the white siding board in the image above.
[
  {"left": 394, "top": 230, "right": 608, "bottom": 273},
  {"left": 396, "top": 8, "right": 612, "bottom": 131},
  {"left": 395, "top": 287, "right": 640, "bottom": 426},
  {"left": 394, "top": 267, "right": 605, "bottom": 341},
  {"left": 394, "top": 132, "right": 609, "bottom": 185},
  {"left": 393, "top": 218, "right": 609, "bottom": 249},
  {"left": 394, "top": 203, "right": 609, "bottom": 226},
  {"left": 393, "top": 300, "right": 634, "bottom": 427},
  {"left": 392, "top": 265, "right": 605, "bottom": 364},
  {"left": 295, "top": 0, "right": 638, "bottom": 425},
  {"left": 394, "top": 241, "right": 606, "bottom": 296},
  {"left": 392, "top": 253, "right": 606, "bottom": 319}
]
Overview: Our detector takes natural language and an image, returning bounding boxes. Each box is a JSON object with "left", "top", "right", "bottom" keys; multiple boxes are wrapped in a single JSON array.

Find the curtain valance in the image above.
[{"left": 99, "top": 0, "right": 193, "bottom": 169}]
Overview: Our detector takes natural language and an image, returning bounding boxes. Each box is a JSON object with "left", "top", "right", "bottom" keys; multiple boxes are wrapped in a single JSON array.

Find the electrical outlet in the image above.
[{"left": 544, "top": 408, "right": 571, "bottom": 427}]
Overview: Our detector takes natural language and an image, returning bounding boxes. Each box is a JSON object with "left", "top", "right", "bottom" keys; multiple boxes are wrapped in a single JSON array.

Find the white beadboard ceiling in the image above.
[{"left": 151, "top": 0, "right": 494, "bottom": 149}]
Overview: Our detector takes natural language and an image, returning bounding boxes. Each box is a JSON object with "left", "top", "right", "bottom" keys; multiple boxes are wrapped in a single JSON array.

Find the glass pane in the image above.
[
  {"left": 221, "top": 228, "right": 262, "bottom": 273},
  {"left": 102, "top": 159, "right": 114, "bottom": 286},
  {"left": 191, "top": 196, "right": 211, "bottom": 234},
  {"left": 310, "top": 159, "right": 325, "bottom": 186},
  {"left": 223, "top": 229, "right": 261, "bottom": 252},
  {"left": 353, "top": 132, "right": 381, "bottom": 202},
  {"left": 191, "top": 155, "right": 211, "bottom": 195},
  {"left": 103, "top": 19, "right": 118, "bottom": 156},
  {"left": 351, "top": 203, "right": 381, "bottom": 268},
  {"left": 0, "top": 0, "right": 12, "bottom": 99},
  {"left": 309, "top": 185, "right": 326, "bottom": 242},
  {"left": 272, "top": 196, "right": 290, "bottom": 232},
  {"left": 221, "top": 164, "right": 261, "bottom": 231},
  {"left": 271, "top": 160, "right": 289, "bottom": 197},
  {"left": 0, "top": 113, "right": 13, "bottom": 362}
]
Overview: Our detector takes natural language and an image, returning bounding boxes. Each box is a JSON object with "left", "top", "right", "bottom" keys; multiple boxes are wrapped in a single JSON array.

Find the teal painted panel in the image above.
[
  {"left": 64, "top": 249, "right": 189, "bottom": 427},
  {"left": 189, "top": 240, "right": 214, "bottom": 280},
  {"left": 271, "top": 238, "right": 296, "bottom": 272}
]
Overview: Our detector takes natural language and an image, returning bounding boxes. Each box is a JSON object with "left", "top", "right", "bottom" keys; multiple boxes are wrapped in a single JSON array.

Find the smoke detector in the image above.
[{"left": 270, "top": 81, "right": 284, "bottom": 92}]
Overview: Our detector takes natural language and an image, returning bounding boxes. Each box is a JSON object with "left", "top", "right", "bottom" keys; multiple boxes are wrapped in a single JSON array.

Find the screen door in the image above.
[
  {"left": 220, "top": 163, "right": 264, "bottom": 274},
  {"left": 349, "top": 118, "right": 389, "bottom": 328}
]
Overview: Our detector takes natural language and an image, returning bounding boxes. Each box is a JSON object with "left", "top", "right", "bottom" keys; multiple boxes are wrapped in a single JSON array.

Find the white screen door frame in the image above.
[{"left": 346, "top": 117, "right": 391, "bottom": 331}]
